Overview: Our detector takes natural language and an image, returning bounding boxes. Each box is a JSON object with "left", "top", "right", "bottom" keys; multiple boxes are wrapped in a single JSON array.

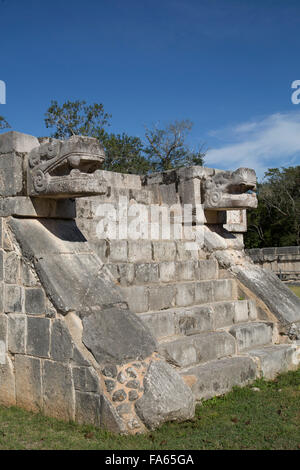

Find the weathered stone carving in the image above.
[
  {"left": 0, "top": 130, "right": 299, "bottom": 436},
  {"left": 27, "top": 135, "right": 107, "bottom": 197},
  {"left": 203, "top": 167, "right": 257, "bottom": 210}
]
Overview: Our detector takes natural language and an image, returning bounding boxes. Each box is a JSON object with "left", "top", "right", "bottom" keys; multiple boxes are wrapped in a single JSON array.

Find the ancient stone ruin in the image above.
[
  {"left": 0, "top": 131, "right": 299, "bottom": 434},
  {"left": 247, "top": 246, "right": 300, "bottom": 282}
]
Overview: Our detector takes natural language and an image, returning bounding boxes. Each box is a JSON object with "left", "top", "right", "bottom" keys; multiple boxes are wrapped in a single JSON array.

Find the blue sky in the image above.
[{"left": 1, "top": 0, "right": 300, "bottom": 178}]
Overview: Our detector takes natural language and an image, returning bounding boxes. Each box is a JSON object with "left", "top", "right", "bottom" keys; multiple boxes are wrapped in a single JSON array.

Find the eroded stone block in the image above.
[
  {"left": 15, "top": 355, "right": 42, "bottom": 411},
  {"left": 8, "top": 314, "right": 26, "bottom": 354},
  {"left": 135, "top": 360, "right": 194, "bottom": 430},
  {"left": 27, "top": 317, "right": 50, "bottom": 358},
  {"left": 42, "top": 360, "right": 74, "bottom": 420},
  {"left": 25, "top": 288, "right": 45, "bottom": 314}
]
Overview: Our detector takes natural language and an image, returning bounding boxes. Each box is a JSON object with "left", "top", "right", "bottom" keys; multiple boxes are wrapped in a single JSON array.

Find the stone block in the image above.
[
  {"left": 129, "top": 188, "right": 153, "bottom": 205},
  {"left": 194, "top": 281, "right": 213, "bottom": 304},
  {"left": 118, "top": 263, "right": 135, "bottom": 286},
  {"left": 148, "top": 285, "right": 175, "bottom": 311},
  {"left": 159, "top": 183, "right": 178, "bottom": 205},
  {"left": 203, "top": 227, "right": 227, "bottom": 251},
  {"left": 3, "top": 229, "right": 13, "bottom": 251},
  {"left": 72, "top": 366, "right": 100, "bottom": 393},
  {"left": 120, "top": 285, "right": 149, "bottom": 313},
  {"left": 0, "top": 131, "right": 39, "bottom": 154},
  {"left": 135, "top": 360, "right": 194, "bottom": 430},
  {"left": 35, "top": 252, "right": 122, "bottom": 314},
  {"left": 15, "top": 355, "right": 42, "bottom": 411},
  {"left": 152, "top": 241, "right": 176, "bottom": 262},
  {"left": 159, "top": 262, "right": 176, "bottom": 282},
  {"left": 43, "top": 360, "right": 75, "bottom": 420},
  {"left": 104, "top": 263, "right": 119, "bottom": 281},
  {"left": 82, "top": 306, "right": 156, "bottom": 365},
  {"left": 75, "top": 391, "right": 101, "bottom": 426},
  {"left": 175, "top": 283, "right": 195, "bottom": 307},
  {"left": 140, "top": 311, "right": 176, "bottom": 339},
  {"left": 27, "top": 317, "right": 50, "bottom": 358},
  {"left": 196, "top": 259, "right": 218, "bottom": 281},
  {"left": 0, "top": 283, "right": 3, "bottom": 313},
  {"left": 109, "top": 240, "right": 128, "bottom": 263},
  {"left": 4, "top": 252, "right": 20, "bottom": 284},
  {"left": 235, "top": 265, "right": 300, "bottom": 325},
  {"left": 88, "top": 240, "right": 108, "bottom": 261},
  {"left": 159, "top": 337, "right": 197, "bottom": 368},
  {"left": 0, "top": 314, "right": 7, "bottom": 345},
  {"left": 25, "top": 288, "right": 46, "bottom": 314},
  {"left": 176, "top": 305, "right": 214, "bottom": 335},
  {"left": 4, "top": 285, "right": 23, "bottom": 313},
  {"left": 178, "top": 178, "right": 201, "bottom": 205},
  {"left": 0, "top": 250, "right": 3, "bottom": 281},
  {"left": 8, "top": 314, "right": 26, "bottom": 354},
  {"left": 224, "top": 209, "right": 247, "bottom": 233},
  {"left": 176, "top": 242, "right": 193, "bottom": 261},
  {"left": 0, "top": 356, "right": 16, "bottom": 406},
  {"left": 160, "top": 331, "right": 236, "bottom": 368},
  {"left": 0, "top": 218, "right": 3, "bottom": 248},
  {"left": 0, "top": 197, "right": 76, "bottom": 219},
  {"left": 135, "top": 263, "right": 159, "bottom": 284},
  {"left": 128, "top": 241, "right": 152, "bottom": 263},
  {"left": 248, "top": 344, "right": 297, "bottom": 379},
  {"left": 213, "top": 301, "right": 235, "bottom": 328},
  {"left": 50, "top": 318, "right": 73, "bottom": 362},
  {"left": 248, "top": 300, "right": 258, "bottom": 321},
  {"left": 21, "top": 260, "right": 39, "bottom": 287},
  {"left": 181, "top": 356, "right": 257, "bottom": 401},
  {"left": 72, "top": 345, "right": 91, "bottom": 367},
  {"left": 175, "top": 261, "right": 196, "bottom": 281},
  {"left": 234, "top": 300, "right": 249, "bottom": 323},
  {"left": 0, "top": 153, "right": 24, "bottom": 196},
  {"left": 229, "top": 322, "right": 273, "bottom": 352},
  {"left": 213, "top": 279, "right": 236, "bottom": 302},
  {"left": 100, "top": 394, "right": 127, "bottom": 433}
]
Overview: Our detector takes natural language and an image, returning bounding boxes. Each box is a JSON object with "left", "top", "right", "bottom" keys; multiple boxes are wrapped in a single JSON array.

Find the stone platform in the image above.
[{"left": 0, "top": 131, "right": 299, "bottom": 434}]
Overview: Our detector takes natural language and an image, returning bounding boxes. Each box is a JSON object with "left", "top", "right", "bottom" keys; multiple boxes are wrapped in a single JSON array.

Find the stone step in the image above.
[
  {"left": 214, "top": 299, "right": 258, "bottom": 328},
  {"left": 180, "top": 356, "right": 258, "bottom": 401},
  {"left": 248, "top": 344, "right": 298, "bottom": 380},
  {"left": 109, "top": 259, "right": 219, "bottom": 287},
  {"left": 140, "top": 300, "right": 258, "bottom": 340},
  {"left": 229, "top": 321, "right": 274, "bottom": 352},
  {"left": 121, "top": 279, "right": 238, "bottom": 313},
  {"left": 158, "top": 331, "right": 236, "bottom": 368}
]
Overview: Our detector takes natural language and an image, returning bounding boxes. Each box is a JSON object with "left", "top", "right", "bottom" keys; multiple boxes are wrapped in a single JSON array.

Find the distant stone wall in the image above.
[{"left": 246, "top": 247, "right": 300, "bottom": 281}]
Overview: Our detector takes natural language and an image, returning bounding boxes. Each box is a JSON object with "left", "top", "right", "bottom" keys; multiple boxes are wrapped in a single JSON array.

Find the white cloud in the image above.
[{"left": 205, "top": 112, "right": 300, "bottom": 180}]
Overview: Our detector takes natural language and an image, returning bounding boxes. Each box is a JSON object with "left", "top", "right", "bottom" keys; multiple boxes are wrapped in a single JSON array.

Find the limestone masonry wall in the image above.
[
  {"left": 246, "top": 247, "right": 300, "bottom": 281},
  {"left": 0, "top": 132, "right": 299, "bottom": 435}
]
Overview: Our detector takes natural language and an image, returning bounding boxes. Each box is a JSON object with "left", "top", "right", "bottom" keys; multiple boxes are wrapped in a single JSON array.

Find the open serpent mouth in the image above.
[
  {"left": 28, "top": 136, "right": 107, "bottom": 198},
  {"left": 226, "top": 180, "right": 257, "bottom": 194},
  {"left": 49, "top": 153, "right": 104, "bottom": 178}
]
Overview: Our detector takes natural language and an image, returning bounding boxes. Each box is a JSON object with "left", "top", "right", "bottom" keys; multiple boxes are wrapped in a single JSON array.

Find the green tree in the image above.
[
  {"left": 44, "top": 100, "right": 111, "bottom": 141},
  {"left": 103, "top": 133, "right": 150, "bottom": 174},
  {"left": 245, "top": 166, "right": 300, "bottom": 248},
  {"left": 44, "top": 100, "right": 150, "bottom": 174},
  {"left": 0, "top": 116, "right": 10, "bottom": 130},
  {"left": 144, "top": 119, "right": 205, "bottom": 171}
]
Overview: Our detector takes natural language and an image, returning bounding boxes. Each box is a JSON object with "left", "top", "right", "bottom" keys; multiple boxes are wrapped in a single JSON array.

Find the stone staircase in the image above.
[{"left": 116, "top": 256, "right": 298, "bottom": 402}]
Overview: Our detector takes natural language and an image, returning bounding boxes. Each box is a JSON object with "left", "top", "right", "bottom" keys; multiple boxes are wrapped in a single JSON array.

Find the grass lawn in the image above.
[
  {"left": 0, "top": 369, "right": 300, "bottom": 450},
  {"left": 288, "top": 285, "right": 300, "bottom": 298}
]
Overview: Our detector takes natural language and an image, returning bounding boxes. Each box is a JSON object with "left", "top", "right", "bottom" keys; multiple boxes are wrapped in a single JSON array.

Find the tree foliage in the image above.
[
  {"left": 144, "top": 119, "right": 205, "bottom": 171},
  {"left": 245, "top": 166, "right": 300, "bottom": 248},
  {"left": 0, "top": 116, "right": 10, "bottom": 130},
  {"left": 44, "top": 100, "right": 111, "bottom": 140},
  {"left": 44, "top": 100, "right": 205, "bottom": 174},
  {"left": 103, "top": 133, "right": 150, "bottom": 174}
]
